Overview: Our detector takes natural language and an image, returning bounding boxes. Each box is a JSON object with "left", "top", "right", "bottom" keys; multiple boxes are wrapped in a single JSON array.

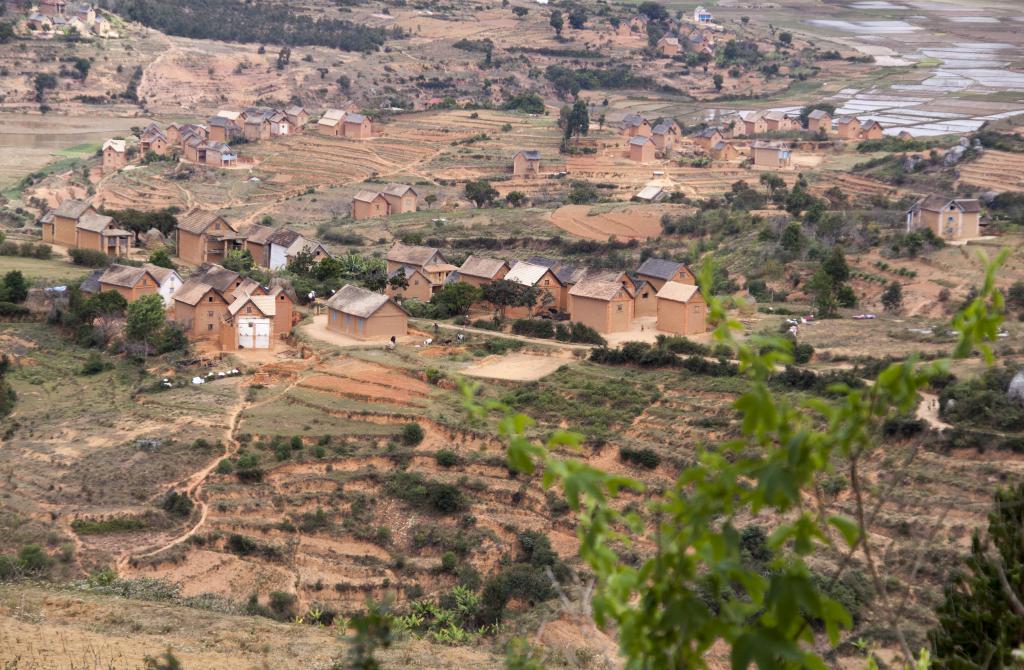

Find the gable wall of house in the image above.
[
  {"left": 657, "top": 292, "right": 706, "bottom": 335},
  {"left": 174, "top": 290, "right": 229, "bottom": 340},
  {"left": 353, "top": 197, "right": 389, "bottom": 220},
  {"left": 100, "top": 275, "right": 158, "bottom": 303},
  {"left": 634, "top": 285, "right": 658, "bottom": 317},
  {"left": 75, "top": 229, "right": 103, "bottom": 253},
  {"left": 176, "top": 229, "right": 206, "bottom": 266},
  {"left": 53, "top": 214, "right": 79, "bottom": 247}
]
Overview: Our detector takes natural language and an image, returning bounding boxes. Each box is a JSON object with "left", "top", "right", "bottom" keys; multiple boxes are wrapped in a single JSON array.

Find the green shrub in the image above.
[
  {"left": 441, "top": 551, "right": 458, "bottom": 573},
  {"left": 619, "top": 447, "right": 661, "bottom": 469},
  {"left": 69, "top": 248, "right": 111, "bottom": 267},
  {"left": 72, "top": 517, "right": 148, "bottom": 534},
  {"left": 435, "top": 449, "right": 459, "bottom": 467},
  {"left": 0, "top": 302, "right": 30, "bottom": 318},
  {"left": 80, "top": 352, "right": 111, "bottom": 375},
  {"left": 793, "top": 343, "right": 814, "bottom": 365},
  {"left": 17, "top": 544, "right": 51, "bottom": 573},
  {"left": 401, "top": 422, "right": 425, "bottom": 446},
  {"left": 226, "top": 534, "right": 258, "bottom": 555},
  {"left": 385, "top": 471, "right": 468, "bottom": 514},
  {"left": 511, "top": 319, "right": 555, "bottom": 339},
  {"left": 161, "top": 491, "right": 194, "bottom": 518}
]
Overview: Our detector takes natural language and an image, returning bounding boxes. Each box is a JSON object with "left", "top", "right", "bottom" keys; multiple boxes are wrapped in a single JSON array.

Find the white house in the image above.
[
  {"left": 144, "top": 263, "right": 183, "bottom": 308},
  {"left": 694, "top": 5, "right": 713, "bottom": 23}
]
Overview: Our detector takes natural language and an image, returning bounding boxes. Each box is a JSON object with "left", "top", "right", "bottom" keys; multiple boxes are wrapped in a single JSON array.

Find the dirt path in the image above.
[
  {"left": 115, "top": 374, "right": 307, "bottom": 569},
  {"left": 916, "top": 392, "right": 953, "bottom": 432},
  {"left": 411, "top": 319, "right": 593, "bottom": 351}
]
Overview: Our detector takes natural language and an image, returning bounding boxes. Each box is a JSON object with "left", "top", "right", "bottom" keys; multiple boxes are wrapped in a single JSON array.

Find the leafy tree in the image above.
[
  {"left": 505, "top": 191, "right": 526, "bottom": 207},
  {"left": 465, "top": 180, "right": 499, "bottom": 208},
  {"left": 33, "top": 73, "right": 57, "bottom": 103},
  {"left": 346, "top": 602, "right": 393, "bottom": 670},
  {"left": 126, "top": 294, "right": 167, "bottom": 353},
  {"left": 807, "top": 268, "right": 838, "bottom": 317},
  {"left": 567, "top": 180, "right": 599, "bottom": 204},
  {"left": 0, "top": 22, "right": 15, "bottom": 44},
  {"left": 779, "top": 223, "right": 804, "bottom": 257},
  {"left": 562, "top": 98, "right": 589, "bottom": 144},
  {"left": 466, "top": 253, "right": 1009, "bottom": 670},
  {"left": 821, "top": 247, "right": 850, "bottom": 285},
  {"left": 223, "top": 248, "right": 255, "bottom": 273},
  {"left": 481, "top": 280, "right": 539, "bottom": 318},
  {"left": 148, "top": 249, "right": 175, "bottom": 269},
  {"left": 73, "top": 57, "right": 91, "bottom": 80},
  {"left": 512, "top": 6, "right": 528, "bottom": 17},
  {"left": 430, "top": 283, "right": 483, "bottom": 317},
  {"left": 387, "top": 271, "right": 409, "bottom": 291},
  {"left": 712, "top": 73, "right": 724, "bottom": 91},
  {"left": 929, "top": 482, "right": 1024, "bottom": 668},
  {"left": 778, "top": 31, "right": 793, "bottom": 46},
  {"left": 567, "top": 6, "right": 587, "bottom": 29},
  {"left": 1, "top": 271, "right": 29, "bottom": 304},
  {"left": 799, "top": 103, "right": 836, "bottom": 128},
  {"left": 549, "top": 9, "right": 563, "bottom": 37},
  {"left": 760, "top": 172, "right": 786, "bottom": 199},
  {"left": 881, "top": 281, "right": 903, "bottom": 312},
  {"left": 637, "top": 1, "right": 669, "bottom": 22},
  {"left": 143, "top": 650, "right": 183, "bottom": 670},
  {"left": 502, "top": 92, "right": 544, "bottom": 114}
]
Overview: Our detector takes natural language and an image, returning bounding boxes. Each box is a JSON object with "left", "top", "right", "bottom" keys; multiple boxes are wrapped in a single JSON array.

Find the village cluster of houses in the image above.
[
  {"left": 381, "top": 242, "right": 707, "bottom": 337},
  {"left": 25, "top": 1, "right": 117, "bottom": 38}
]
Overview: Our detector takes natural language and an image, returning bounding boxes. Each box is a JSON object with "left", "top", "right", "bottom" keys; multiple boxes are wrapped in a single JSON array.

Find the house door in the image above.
[
  {"left": 237, "top": 319, "right": 254, "bottom": 348},
  {"left": 253, "top": 320, "right": 271, "bottom": 348}
]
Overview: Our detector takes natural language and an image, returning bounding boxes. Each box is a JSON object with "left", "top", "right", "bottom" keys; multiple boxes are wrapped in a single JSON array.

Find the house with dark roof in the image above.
[
  {"left": 207, "top": 115, "right": 241, "bottom": 143},
  {"left": 344, "top": 113, "right": 372, "bottom": 139},
  {"left": 325, "top": 285, "right": 407, "bottom": 340},
  {"left": 140, "top": 125, "right": 170, "bottom": 156},
  {"left": 693, "top": 126, "right": 724, "bottom": 151},
  {"left": 906, "top": 195, "right": 981, "bottom": 241},
  {"left": 42, "top": 199, "right": 93, "bottom": 247},
  {"left": 636, "top": 258, "right": 696, "bottom": 291},
  {"left": 513, "top": 150, "right": 541, "bottom": 177},
  {"left": 285, "top": 105, "right": 309, "bottom": 128},
  {"left": 860, "top": 120, "right": 884, "bottom": 140},
  {"left": 836, "top": 116, "right": 862, "bottom": 140},
  {"left": 628, "top": 135, "right": 656, "bottom": 162},
  {"left": 657, "top": 35, "right": 680, "bottom": 57},
  {"left": 175, "top": 210, "right": 241, "bottom": 266},
  {"left": 386, "top": 243, "right": 447, "bottom": 274},
  {"left": 652, "top": 124, "right": 675, "bottom": 152},
  {"left": 619, "top": 112, "right": 652, "bottom": 137},
  {"left": 42, "top": 199, "right": 130, "bottom": 255}
]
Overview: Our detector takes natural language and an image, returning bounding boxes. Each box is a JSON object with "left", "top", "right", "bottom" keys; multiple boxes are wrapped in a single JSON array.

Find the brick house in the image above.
[
  {"left": 42, "top": 199, "right": 92, "bottom": 247},
  {"left": 344, "top": 113, "right": 372, "bottom": 139},
  {"left": 204, "top": 142, "right": 237, "bottom": 167},
  {"left": 386, "top": 265, "right": 435, "bottom": 302},
  {"left": 171, "top": 264, "right": 250, "bottom": 340},
  {"left": 207, "top": 116, "right": 240, "bottom": 143},
  {"left": 385, "top": 243, "right": 449, "bottom": 277},
  {"left": 102, "top": 139, "right": 126, "bottom": 172},
  {"left": 568, "top": 279, "right": 634, "bottom": 334},
  {"left": 325, "top": 284, "right": 408, "bottom": 340},
  {"left": 752, "top": 141, "right": 792, "bottom": 168},
  {"left": 628, "top": 136, "right": 656, "bottom": 162},
  {"left": 317, "top": 109, "right": 347, "bottom": 136},
  {"left": 455, "top": 255, "right": 509, "bottom": 288},
  {"left": 636, "top": 258, "right": 696, "bottom": 291},
  {"left": 140, "top": 125, "right": 170, "bottom": 156},
  {"left": 693, "top": 126, "right": 724, "bottom": 151},
  {"left": 285, "top": 105, "right": 309, "bottom": 129},
  {"left": 906, "top": 195, "right": 981, "bottom": 241},
  {"left": 836, "top": 117, "right": 862, "bottom": 140},
  {"left": 656, "top": 281, "right": 706, "bottom": 335},
  {"left": 619, "top": 112, "right": 652, "bottom": 137},
  {"left": 710, "top": 140, "right": 741, "bottom": 161},
  {"left": 75, "top": 211, "right": 132, "bottom": 256},
  {"left": 513, "top": 150, "right": 541, "bottom": 177},
  {"left": 242, "top": 224, "right": 276, "bottom": 268},
  {"left": 380, "top": 183, "right": 419, "bottom": 214},
  {"left": 505, "top": 261, "right": 563, "bottom": 315},
  {"left": 352, "top": 190, "right": 390, "bottom": 219},
  {"left": 97, "top": 264, "right": 162, "bottom": 302},
  {"left": 652, "top": 124, "right": 675, "bottom": 152},
  {"left": 861, "top": 120, "right": 884, "bottom": 140},
  {"left": 175, "top": 210, "right": 242, "bottom": 266},
  {"left": 657, "top": 36, "right": 681, "bottom": 57},
  {"left": 807, "top": 109, "right": 832, "bottom": 133}
]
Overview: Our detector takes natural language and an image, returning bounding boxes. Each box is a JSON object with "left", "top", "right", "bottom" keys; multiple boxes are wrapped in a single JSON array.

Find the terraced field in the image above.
[{"left": 958, "top": 149, "right": 1024, "bottom": 193}]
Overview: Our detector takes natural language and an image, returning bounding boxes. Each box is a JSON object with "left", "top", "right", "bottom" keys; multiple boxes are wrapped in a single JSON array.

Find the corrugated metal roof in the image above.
[
  {"left": 637, "top": 257, "right": 687, "bottom": 281},
  {"left": 505, "top": 261, "right": 551, "bottom": 287},
  {"left": 629, "top": 136, "right": 653, "bottom": 146},
  {"left": 516, "top": 150, "right": 541, "bottom": 161}
]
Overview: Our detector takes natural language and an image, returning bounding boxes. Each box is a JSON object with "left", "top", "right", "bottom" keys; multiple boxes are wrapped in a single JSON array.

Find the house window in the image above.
[
  {"left": 617, "top": 305, "right": 623, "bottom": 312},
  {"left": 543, "top": 280, "right": 550, "bottom": 286},
  {"left": 331, "top": 311, "right": 337, "bottom": 321},
  {"left": 642, "top": 292, "right": 649, "bottom": 299},
  {"left": 207, "top": 311, "right": 214, "bottom": 317},
  {"left": 208, "top": 296, "right": 214, "bottom": 302},
  {"left": 207, "top": 323, "right": 214, "bottom": 331}
]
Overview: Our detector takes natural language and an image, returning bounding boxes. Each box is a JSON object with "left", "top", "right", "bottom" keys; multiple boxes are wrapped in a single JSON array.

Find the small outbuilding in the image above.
[
  {"left": 568, "top": 279, "right": 634, "bottom": 334},
  {"left": 102, "top": 139, "right": 127, "bottom": 172},
  {"left": 656, "top": 281, "right": 707, "bottom": 336},
  {"left": 628, "top": 136, "right": 656, "bottom": 162},
  {"left": 513, "top": 150, "right": 541, "bottom": 177}
]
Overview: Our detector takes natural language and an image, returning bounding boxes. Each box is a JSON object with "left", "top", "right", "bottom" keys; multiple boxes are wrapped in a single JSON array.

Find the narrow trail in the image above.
[
  {"left": 115, "top": 374, "right": 308, "bottom": 570},
  {"left": 916, "top": 391, "right": 953, "bottom": 432}
]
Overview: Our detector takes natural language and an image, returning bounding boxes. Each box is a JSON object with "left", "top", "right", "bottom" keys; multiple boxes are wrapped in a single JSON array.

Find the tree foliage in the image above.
[
  {"left": 463, "top": 251, "right": 1009, "bottom": 669},
  {"left": 126, "top": 294, "right": 167, "bottom": 353}
]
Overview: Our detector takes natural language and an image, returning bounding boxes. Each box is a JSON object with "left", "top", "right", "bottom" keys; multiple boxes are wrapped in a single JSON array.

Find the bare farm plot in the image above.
[
  {"left": 549, "top": 203, "right": 680, "bottom": 241},
  {"left": 957, "top": 149, "right": 1024, "bottom": 192},
  {"left": 460, "top": 352, "right": 571, "bottom": 381}
]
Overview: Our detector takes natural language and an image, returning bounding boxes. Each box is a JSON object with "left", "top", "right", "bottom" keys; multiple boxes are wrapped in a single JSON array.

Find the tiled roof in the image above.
[
  {"left": 75, "top": 211, "right": 115, "bottom": 233},
  {"left": 386, "top": 243, "right": 442, "bottom": 266},
  {"left": 267, "top": 228, "right": 301, "bottom": 247},
  {"left": 192, "top": 263, "right": 241, "bottom": 293},
  {"left": 229, "top": 293, "right": 277, "bottom": 317},
  {"left": 353, "top": 189, "right": 385, "bottom": 203},
  {"left": 172, "top": 280, "right": 215, "bottom": 306},
  {"left": 98, "top": 263, "right": 151, "bottom": 288},
  {"left": 325, "top": 284, "right": 393, "bottom": 318},
  {"left": 912, "top": 195, "right": 981, "bottom": 213},
  {"left": 242, "top": 224, "right": 275, "bottom": 245},
  {"left": 569, "top": 279, "right": 627, "bottom": 301},
  {"left": 382, "top": 183, "right": 417, "bottom": 197},
  {"left": 656, "top": 281, "right": 700, "bottom": 303},
  {"left": 458, "top": 255, "right": 508, "bottom": 279},
  {"left": 53, "top": 199, "right": 91, "bottom": 219},
  {"left": 102, "top": 139, "right": 126, "bottom": 152},
  {"left": 176, "top": 209, "right": 227, "bottom": 235}
]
